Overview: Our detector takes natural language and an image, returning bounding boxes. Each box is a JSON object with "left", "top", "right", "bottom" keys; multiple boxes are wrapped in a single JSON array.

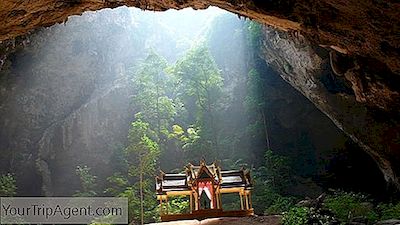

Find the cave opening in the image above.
[{"left": 0, "top": 5, "right": 394, "bottom": 223}]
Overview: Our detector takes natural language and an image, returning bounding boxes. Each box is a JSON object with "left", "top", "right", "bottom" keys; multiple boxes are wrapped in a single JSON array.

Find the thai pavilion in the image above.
[{"left": 155, "top": 160, "right": 254, "bottom": 221}]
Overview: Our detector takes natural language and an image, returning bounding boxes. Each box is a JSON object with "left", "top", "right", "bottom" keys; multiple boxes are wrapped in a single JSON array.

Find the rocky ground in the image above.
[{"left": 147, "top": 216, "right": 282, "bottom": 225}]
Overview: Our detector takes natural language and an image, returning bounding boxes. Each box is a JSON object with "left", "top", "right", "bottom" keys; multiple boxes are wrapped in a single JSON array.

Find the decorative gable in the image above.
[{"left": 196, "top": 164, "right": 214, "bottom": 179}]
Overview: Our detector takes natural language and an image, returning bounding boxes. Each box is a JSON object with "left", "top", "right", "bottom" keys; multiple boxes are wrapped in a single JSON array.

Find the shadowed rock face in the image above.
[
  {"left": 259, "top": 27, "right": 400, "bottom": 190},
  {"left": 0, "top": 10, "right": 141, "bottom": 195},
  {"left": 0, "top": 0, "right": 399, "bottom": 190}
]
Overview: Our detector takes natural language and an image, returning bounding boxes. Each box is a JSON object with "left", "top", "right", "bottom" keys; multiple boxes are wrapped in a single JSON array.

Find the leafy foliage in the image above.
[
  {"left": 265, "top": 195, "right": 296, "bottom": 215},
  {"left": 283, "top": 206, "right": 337, "bottom": 225},
  {"left": 263, "top": 150, "right": 292, "bottom": 190},
  {"left": 166, "top": 196, "right": 190, "bottom": 214},
  {"left": 0, "top": 173, "right": 17, "bottom": 196},
  {"left": 245, "top": 69, "right": 266, "bottom": 111},
  {"left": 74, "top": 166, "right": 97, "bottom": 197},
  {"left": 245, "top": 21, "right": 263, "bottom": 48},
  {"left": 131, "top": 51, "right": 175, "bottom": 139},
  {"left": 105, "top": 117, "right": 160, "bottom": 224},
  {"left": 169, "top": 45, "right": 223, "bottom": 113},
  {"left": 245, "top": 68, "right": 272, "bottom": 150},
  {"left": 167, "top": 44, "right": 224, "bottom": 160},
  {"left": 125, "top": 117, "right": 160, "bottom": 176},
  {"left": 169, "top": 124, "right": 201, "bottom": 153},
  {"left": 283, "top": 206, "right": 310, "bottom": 225},
  {"left": 324, "top": 191, "right": 378, "bottom": 223},
  {"left": 125, "top": 118, "right": 160, "bottom": 224},
  {"left": 281, "top": 191, "right": 400, "bottom": 225},
  {"left": 252, "top": 149, "right": 294, "bottom": 215},
  {"left": 377, "top": 202, "right": 400, "bottom": 220},
  {"left": 104, "top": 173, "right": 129, "bottom": 196},
  {"left": 104, "top": 51, "right": 173, "bottom": 224}
]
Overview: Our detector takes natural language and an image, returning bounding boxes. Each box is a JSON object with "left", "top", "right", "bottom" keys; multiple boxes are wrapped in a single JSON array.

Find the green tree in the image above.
[
  {"left": 126, "top": 117, "right": 160, "bottom": 225},
  {"left": 131, "top": 51, "right": 176, "bottom": 140},
  {"left": 245, "top": 20, "right": 262, "bottom": 49},
  {"left": 106, "top": 117, "right": 160, "bottom": 225},
  {"left": 131, "top": 51, "right": 182, "bottom": 169},
  {"left": 245, "top": 68, "right": 271, "bottom": 150},
  {"left": 252, "top": 150, "right": 294, "bottom": 214},
  {"left": 168, "top": 44, "right": 223, "bottom": 159},
  {"left": 74, "top": 165, "right": 97, "bottom": 197},
  {"left": 0, "top": 173, "right": 17, "bottom": 196}
]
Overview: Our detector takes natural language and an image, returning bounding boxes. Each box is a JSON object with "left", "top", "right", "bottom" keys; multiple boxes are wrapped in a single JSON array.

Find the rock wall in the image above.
[
  {"left": 36, "top": 80, "right": 133, "bottom": 196},
  {"left": 259, "top": 26, "right": 400, "bottom": 190},
  {"left": 0, "top": 8, "right": 140, "bottom": 195}
]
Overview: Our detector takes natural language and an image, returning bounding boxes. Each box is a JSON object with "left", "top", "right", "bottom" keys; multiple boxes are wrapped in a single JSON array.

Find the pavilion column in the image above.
[
  {"left": 217, "top": 191, "right": 221, "bottom": 209},
  {"left": 239, "top": 192, "right": 244, "bottom": 210},
  {"left": 249, "top": 192, "right": 253, "bottom": 209},
  {"left": 214, "top": 191, "right": 219, "bottom": 209},
  {"left": 215, "top": 192, "right": 218, "bottom": 209},
  {"left": 194, "top": 192, "right": 199, "bottom": 211},
  {"left": 190, "top": 193, "right": 193, "bottom": 213},
  {"left": 244, "top": 193, "right": 247, "bottom": 210},
  {"left": 245, "top": 193, "right": 249, "bottom": 210},
  {"left": 219, "top": 190, "right": 223, "bottom": 210}
]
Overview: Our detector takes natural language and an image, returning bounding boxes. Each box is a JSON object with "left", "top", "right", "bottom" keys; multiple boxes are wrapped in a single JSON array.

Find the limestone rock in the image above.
[{"left": 259, "top": 26, "right": 400, "bottom": 189}]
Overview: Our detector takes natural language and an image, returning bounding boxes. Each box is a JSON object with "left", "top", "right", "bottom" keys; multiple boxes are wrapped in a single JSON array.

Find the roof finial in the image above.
[{"left": 200, "top": 158, "right": 206, "bottom": 166}]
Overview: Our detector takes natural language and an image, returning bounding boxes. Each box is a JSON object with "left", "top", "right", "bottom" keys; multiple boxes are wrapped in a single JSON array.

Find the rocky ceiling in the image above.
[
  {"left": 1, "top": 0, "right": 399, "bottom": 73},
  {"left": 0, "top": 0, "right": 399, "bottom": 189}
]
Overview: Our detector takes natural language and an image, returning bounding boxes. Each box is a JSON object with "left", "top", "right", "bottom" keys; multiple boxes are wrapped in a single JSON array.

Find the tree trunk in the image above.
[
  {"left": 140, "top": 159, "right": 144, "bottom": 225},
  {"left": 156, "top": 73, "right": 161, "bottom": 140},
  {"left": 206, "top": 90, "right": 219, "bottom": 158},
  {"left": 260, "top": 108, "right": 271, "bottom": 150}
]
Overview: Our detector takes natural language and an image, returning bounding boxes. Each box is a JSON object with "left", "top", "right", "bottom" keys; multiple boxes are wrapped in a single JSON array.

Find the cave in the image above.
[{"left": 0, "top": 0, "right": 399, "bottom": 224}]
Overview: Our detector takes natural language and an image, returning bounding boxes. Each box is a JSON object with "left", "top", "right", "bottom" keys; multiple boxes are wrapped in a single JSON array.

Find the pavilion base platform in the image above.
[{"left": 160, "top": 209, "right": 254, "bottom": 222}]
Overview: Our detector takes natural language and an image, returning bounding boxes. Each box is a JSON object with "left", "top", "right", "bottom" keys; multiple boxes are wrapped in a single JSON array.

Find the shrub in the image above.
[
  {"left": 74, "top": 165, "right": 97, "bottom": 197},
  {"left": 252, "top": 149, "right": 294, "bottom": 214},
  {"left": 282, "top": 206, "right": 310, "bottom": 225},
  {"left": 0, "top": 173, "right": 17, "bottom": 196},
  {"left": 283, "top": 206, "right": 338, "bottom": 225},
  {"left": 265, "top": 195, "right": 295, "bottom": 215},
  {"left": 167, "top": 196, "right": 190, "bottom": 214},
  {"left": 377, "top": 202, "right": 400, "bottom": 220},
  {"left": 324, "top": 191, "right": 378, "bottom": 223}
]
